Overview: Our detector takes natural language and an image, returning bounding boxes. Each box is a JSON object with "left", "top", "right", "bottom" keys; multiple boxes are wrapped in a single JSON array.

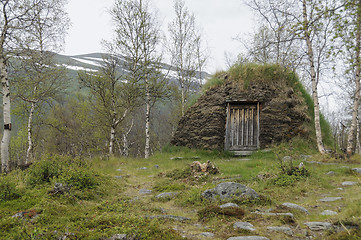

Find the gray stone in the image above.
[
  {"left": 319, "top": 197, "right": 342, "bottom": 202},
  {"left": 154, "top": 164, "right": 159, "bottom": 169},
  {"left": 202, "top": 182, "right": 259, "bottom": 200},
  {"left": 147, "top": 215, "right": 191, "bottom": 221},
  {"left": 300, "top": 154, "right": 312, "bottom": 160},
  {"left": 282, "top": 202, "right": 309, "bottom": 214},
  {"left": 233, "top": 222, "right": 255, "bottom": 231},
  {"left": 267, "top": 226, "right": 293, "bottom": 236},
  {"left": 139, "top": 167, "right": 148, "bottom": 170},
  {"left": 220, "top": 203, "right": 239, "bottom": 208},
  {"left": 170, "top": 157, "right": 184, "bottom": 160},
  {"left": 342, "top": 181, "right": 357, "bottom": 186},
  {"left": 139, "top": 189, "right": 152, "bottom": 195},
  {"left": 282, "top": 156, "right": 292, "bottom": 162},
  {"left": 326, "top": 171, "right": 335, "bottom": 176},
  {"left": 155, "top": 192, "right": 179, "bottom": 199},
  {"left": 107, "top": 234, "right": 128, "bottom": 240},
  {"left": 305, "top": 222, "right": 333, "bottom": 231},
  {"left": 200, "top": 232, "right": 214, "bottom": 237},
  {"left": 227, "top": 237, "right": 269, "bottom": 240},
  {"left": 321, "top": 210, "right": 337, "bottom": 216},
  {"left": 352, "top": 168, "right": 361, "bottom": 174},
  {"left": 252, "top": 212, "right": 294, "bottom": 217},
  {"left": 116, "top": 169, "right": 122, "bottom": 172},
  {"left": 114, "top": 176, "right": 123, "bottom": 179}
]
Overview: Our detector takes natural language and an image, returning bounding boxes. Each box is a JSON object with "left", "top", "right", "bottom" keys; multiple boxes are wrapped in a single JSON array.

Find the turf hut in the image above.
[{"left": 171, "top": 64, "right": 311, "bottom": 154}]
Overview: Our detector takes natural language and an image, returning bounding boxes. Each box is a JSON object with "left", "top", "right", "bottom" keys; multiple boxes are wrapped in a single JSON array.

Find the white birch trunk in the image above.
[
  {"left": 346, "top": 4, "right": 361, "bottom": 156},
  {"left": 145, "top": 86, "right": 151, "bottom": 159},
  {"left": 303, "top": 0, "right": 326, "bottom": 154},
  {"left": 26, "top": 101, "right": 35, "bottom": 164},
  {"left": 1, "top": 57, "right": 11, "bottom": 172},
  {"left": 109, "top": 123, "right": 116, "bottom": 156}
]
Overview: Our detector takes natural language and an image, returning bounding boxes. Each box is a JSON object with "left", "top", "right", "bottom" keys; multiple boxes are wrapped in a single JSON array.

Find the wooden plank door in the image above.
[{"left": 225, "top": 103, "right": 259, "bottom": 151}]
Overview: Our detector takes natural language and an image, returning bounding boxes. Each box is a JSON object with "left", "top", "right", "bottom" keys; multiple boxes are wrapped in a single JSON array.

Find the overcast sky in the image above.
[{"left": 64, "top": 0, "right": 254, "bottom": 73}]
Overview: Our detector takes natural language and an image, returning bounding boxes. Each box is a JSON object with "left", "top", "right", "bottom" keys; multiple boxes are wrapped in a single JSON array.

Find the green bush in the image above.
[
  {"left": 0, "top": 175, "right": 21, "bottom": 201},
  {"left": 26, "top": 155, "right": 66, "bottom": 187},
  {"left": 58, "top": 167, "right": 98, "bottom": 190}
]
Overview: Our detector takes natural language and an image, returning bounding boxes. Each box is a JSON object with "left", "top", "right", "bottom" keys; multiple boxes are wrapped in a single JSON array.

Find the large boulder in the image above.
[{"left": 202, "top": 182, "right": 259, "bottom": 200}]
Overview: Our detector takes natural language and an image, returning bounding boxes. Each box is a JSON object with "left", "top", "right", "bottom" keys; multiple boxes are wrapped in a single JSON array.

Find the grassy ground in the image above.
[{"left": 1, "top": 142, "right": 361, "bottom": 239}]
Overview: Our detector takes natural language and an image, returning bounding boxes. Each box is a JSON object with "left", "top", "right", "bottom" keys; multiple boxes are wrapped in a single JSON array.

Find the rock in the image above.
[
  {"left": 319, "top": 197, "right": 342, "bottom": 202},
  {"left": 252, "top": 212, "right": 294, "bottom": 218},
  {"left": 233, "top": 222, "right": 255, "bottom": 231},
  {"left": 200, "top": 232, "right": 214, "bottom": 238},
  {"left": 304, "top": 222, "right": 333, "bottom": 231},
  {"left": 220, "top": 203, "right": 239, "bottom": 209},
  {"left": 326, "top": 171, "right": 335, "bottom": 176},
  {"left": 170, "top": 157, "right": 184, "bottom": 160},
  {"left": 282, "top": 156, "right": 292, "bottom": 162},
  {"left": 321, "top": 210, "right": 337, "bottom": 216},
  {"left": 139, "top": 189, "right": 152, "bottom": 195},
  {"left": 107, "top": 234, "right": 128, "bottom": 240},
  {"left": 139, "top": 167, "right": 148, "bottom": 170},
  {"left": 154, "top": 164, "right": 159, "bottom": 169},
  {"left": 267, "top": 226, "right": 293, "bottom": 236},
  {"left": 114, "top": 176, "right": 123, "bottom": 179},
  {"left": 116, "top": 169, "right": 122, "bottom": 172},
  {"left": 227, "top": 237, "right": 269, "bottom": 240},
  {"left": 202, "top": 182, "right": 259, "bottom": 200},
  {"left": 352, "top": 168, "right": 361, "bottom": 174},
  {"left": 342, "top": 181, "right": 357, "bottom": 186},
  {"left": 155, "top": 192, "right": 179, "bottom": 199},
  {"left": 282, "top": 202, "right": 309, "bottom": 214},
  {"left": 147, "top": 215, "right": 191, "bottom": 221},
  {"left": 48, "top": 182, "right": 71, "bottom": 195},
  {"left": 300, "top": 154, "right": 312, "bottom": 160}
]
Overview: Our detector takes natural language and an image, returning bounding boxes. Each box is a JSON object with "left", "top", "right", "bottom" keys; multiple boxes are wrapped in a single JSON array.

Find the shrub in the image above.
[
  {"left": 0, "top": 175, "right": 21, "bottom": 201},
  {"left": 26, "top": 155, "right": 66, "bottom": 187},
  {"left": 58, "top": 167, "right": 98, "bottom": 190}
]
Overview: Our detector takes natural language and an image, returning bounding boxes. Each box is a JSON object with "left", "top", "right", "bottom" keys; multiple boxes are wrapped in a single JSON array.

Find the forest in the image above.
[{"left": 0, "top": 0, "right": 360, "bottom": 171}]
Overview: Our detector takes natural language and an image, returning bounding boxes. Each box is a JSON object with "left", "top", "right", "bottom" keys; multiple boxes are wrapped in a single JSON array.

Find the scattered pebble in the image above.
[
  {"left": 282, "top": 202, "right": 309, "bottom": 214},
  {"left": 200, "top": 232, "right": 214, "bottom": 238},
  {"left": 233, "top": 222, "right": 255, "bottom": 231},
  {"left": 267, "top": 226, "right": 293, "bottom": 236},
  {"left": 220, "top": 203, "right": 239, "bottom": 208},
  {"left": 304, "top": 222, "right": 333, "bottom": 231},
  {"left": 321, "top": 210, "right": 337, "bottom": 216},
  {"left": 319, "top": 197, "right": 342, "bottom": 202},
  {"left": 342, "top": 181, "right": 357, "bottom": 186}
]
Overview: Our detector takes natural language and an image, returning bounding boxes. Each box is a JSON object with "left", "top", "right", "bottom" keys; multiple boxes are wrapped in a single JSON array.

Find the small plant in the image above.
[
  {"left": 26, "top": 155, "right": 66, "bottom": 187},
  {"left": 0, "top": 175, "right": 21, "bottom": 201},
  {"left": 58, "top": 167, "right": 98, "bottom": 190}
]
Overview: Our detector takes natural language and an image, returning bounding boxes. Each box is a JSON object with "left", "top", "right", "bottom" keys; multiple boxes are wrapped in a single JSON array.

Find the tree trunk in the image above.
[
  {"left": 109, "top": 122, "right": 116, "bottom": 156},
  {"left": 145, "top": 86, "right": 151, "bottom": 159},
  {"left": 0, "top": 57, "right": 11, "bottom": 173},
  {"left": 26, "top": 101, "right": 35, "bottom": 164},
  {"left": 181, "top": 82, "right": 185, "bottom": 116},
  {"left": 346, "top": 1, "right": 361, "bottom": 156},
  {"left": 302, "top": 0, "right": 326, "bottom": 154}
]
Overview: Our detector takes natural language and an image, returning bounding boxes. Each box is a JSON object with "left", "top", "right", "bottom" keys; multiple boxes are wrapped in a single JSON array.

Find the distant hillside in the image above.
[{"left": 55, "top": 52, "right": 211, "bottom": 90}]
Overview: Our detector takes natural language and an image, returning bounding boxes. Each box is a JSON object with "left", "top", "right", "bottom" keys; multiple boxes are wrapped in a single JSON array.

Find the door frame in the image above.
[{"left": 224, "top": 100, "right": 260, "bottom": 151}]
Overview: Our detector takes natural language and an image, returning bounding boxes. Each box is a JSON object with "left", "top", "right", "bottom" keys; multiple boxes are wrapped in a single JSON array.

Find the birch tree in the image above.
[
  {"left": 110, "top": 0, "right": 167, "bottom": 158},
  {"left": 78, "top": 52, "right": 139, "bottom": 156},
  {"left": 12, "top": 0, "right": 69, "bottom": 164},
  {"left": 334, "top": 0, "right": 361, "bottom": 156},
  {"left": 0, "top": 0, "right": 45, "bottom": 172},
  {"left": 168, "top": 0, "right": 206, "bottom": 116},
  {"left": 246, "top": 0, "right": 337, "bottom": 154}
]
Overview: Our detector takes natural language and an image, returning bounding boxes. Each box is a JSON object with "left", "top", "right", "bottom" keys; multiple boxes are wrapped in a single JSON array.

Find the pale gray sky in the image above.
[{"left": 64, "top": 0, "right": 254, "bottom": 73}]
